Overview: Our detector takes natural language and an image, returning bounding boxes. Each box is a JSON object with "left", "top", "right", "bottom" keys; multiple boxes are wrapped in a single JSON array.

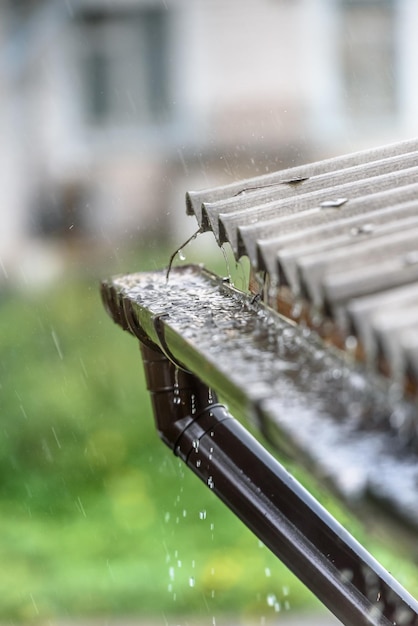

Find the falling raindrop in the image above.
[
  {"left": 0, "top": 257, "right": 8, "bottom": 279},
  {"left": 267, "top": 593, "right": 276, "bottom": 607},
  {"left": 29, "top": 594, "right": 39, "bottom": 616},
  {"left": 176, "top": 147, "right": 189, "bottom": 175},
  {"left": 207, "top": 476, "right": 214, "bottom": 489},
  {"left": 189, "top": 576, "right": 195, "bottom": 588},
  {"left": 51, "top": 426, "right": 61, "bottom": 449},
  {"left": 221, "top": 244, "right": 233, "bottom": 283},
  {"left": 51, "top": 328, "right": 64, "bottom": 360},
  {"left": 199, "top": 510, "right": 207, "bottom": 520},
  {"left": 76, "top": 496, "right": 87, "bottom": 517}
]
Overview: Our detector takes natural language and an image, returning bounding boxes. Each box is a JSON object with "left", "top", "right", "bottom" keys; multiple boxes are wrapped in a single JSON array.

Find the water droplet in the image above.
[
  {"left": 164, "top": 512, "right": 170, "bottom": 523},
  {"left": 199, "top": 510, "right": 207, "bottom": 520},
  {"left": 320, "top": 197, "right": 348, "bottom": 209},
  {"left": 173, "top": 374, "right": 181, "bottom": 405},
  {"left": 192, "top": 439, "right": 200, "bottom": 452},
  {"left": 350, "top": 223, "right": 374, "bottom": 236},
  {"left": 267, "top": 593, "right": 276, "bottom": 607},
  {"left": 345, "top": 335, "right": 358, "bottom": 352},
  {"left": 196, "top": 459, "right": 201, "bottom": 468},
  {"left": 403, "top": 251, "right": 418, "bottom": 266},
  {"left": 291, "top": 300, "right": 303, "bottom": 319},
  {"left": 340, "top": 568, "right": 354, "bottom": 583},
  {"left": 207, "top": 476, "right": 214, "bottom": 489},
  {"left": 191, "top": 394, "right": 197, "bottom": 415},
  {"left": 189, "top": 576, "right": 195, "bottom": 587},
  {"left": 265, "top": 567, "right": 271, "bottom": 577}
]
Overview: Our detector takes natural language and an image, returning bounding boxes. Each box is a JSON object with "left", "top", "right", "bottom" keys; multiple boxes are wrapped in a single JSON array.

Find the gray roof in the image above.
[{"left": 186, "top": 138, "right": 418, "bottom": 385}]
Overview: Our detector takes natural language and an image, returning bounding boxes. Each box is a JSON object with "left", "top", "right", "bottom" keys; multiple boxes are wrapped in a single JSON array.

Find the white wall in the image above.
[{"left": 2, "top": 0, "right": 418, "bottom": 286}]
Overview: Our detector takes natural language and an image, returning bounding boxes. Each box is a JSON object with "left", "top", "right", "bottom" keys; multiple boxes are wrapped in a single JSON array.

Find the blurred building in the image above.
[{"left": 1, "top": 0, "right": 418, "bottom": 284}]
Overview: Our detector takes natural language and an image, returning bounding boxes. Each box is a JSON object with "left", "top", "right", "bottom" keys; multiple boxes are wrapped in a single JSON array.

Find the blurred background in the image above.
[{"left": 1, "top": 0, "right": 418, "bottom": 624}]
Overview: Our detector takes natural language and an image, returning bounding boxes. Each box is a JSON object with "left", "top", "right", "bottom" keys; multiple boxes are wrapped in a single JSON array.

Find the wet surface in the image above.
[
  {"left": 48, "top": 614, "right": 341, "bottom": 626},
  {"left": 103, "top": 265, "right": 418, "bottom": 532}
]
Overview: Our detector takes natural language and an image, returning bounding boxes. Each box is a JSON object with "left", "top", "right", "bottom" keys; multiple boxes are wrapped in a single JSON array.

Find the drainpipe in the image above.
[{"left": 140, "top": 339, "right": 418, "bottom": 626}]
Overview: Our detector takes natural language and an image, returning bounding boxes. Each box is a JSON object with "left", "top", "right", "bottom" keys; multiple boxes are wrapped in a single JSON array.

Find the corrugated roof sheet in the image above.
[{"left": 186, "top": 138, "right": 418, "bottom": 388}]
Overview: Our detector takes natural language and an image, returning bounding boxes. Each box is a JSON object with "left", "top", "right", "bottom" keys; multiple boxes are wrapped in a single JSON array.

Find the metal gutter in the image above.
[{"left": 101, "top": 264, "right": 418, "bottom": 626}]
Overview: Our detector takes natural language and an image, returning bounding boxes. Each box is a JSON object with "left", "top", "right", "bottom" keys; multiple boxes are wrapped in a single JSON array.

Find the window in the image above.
[
  {"left": 340, "top": 0, "right": 397, "bottom": 122},
  {"left": 80, "top": 8, "right": 170, "bottom": 127}
]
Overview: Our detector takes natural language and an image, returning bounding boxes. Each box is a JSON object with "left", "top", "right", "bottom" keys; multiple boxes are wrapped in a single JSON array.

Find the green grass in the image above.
[{"left": 0, "top": 244, "right": 416, "bottom": 622}]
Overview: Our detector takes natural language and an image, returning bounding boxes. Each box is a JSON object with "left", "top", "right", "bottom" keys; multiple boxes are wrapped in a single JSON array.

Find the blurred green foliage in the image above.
[
  {"left": 0, "top": 246, "right": 317, "bottom": 622},
  {"left": 0, "top": 244, "right": 416, "bottom": 622}
]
